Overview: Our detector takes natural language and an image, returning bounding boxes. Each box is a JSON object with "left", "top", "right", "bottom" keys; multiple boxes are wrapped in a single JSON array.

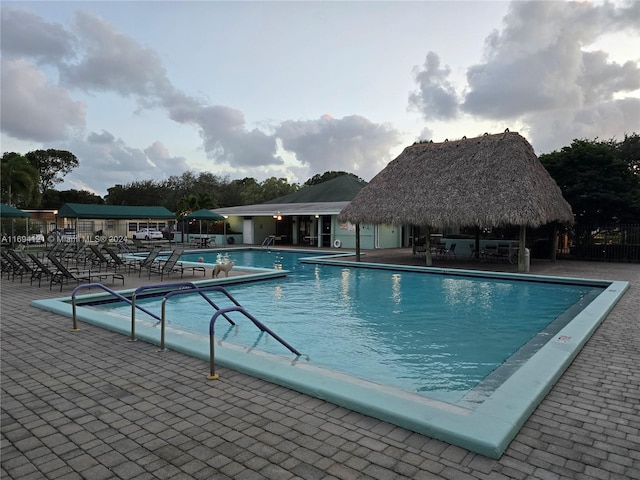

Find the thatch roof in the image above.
[{"left": 338, "top": 131, "right": 573, "bottom": 229}]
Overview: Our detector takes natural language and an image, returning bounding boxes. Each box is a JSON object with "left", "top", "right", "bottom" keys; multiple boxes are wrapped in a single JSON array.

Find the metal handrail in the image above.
[
  {"left": 207, "top": 305, "right": 301, "bottom": 379},
  {"left": 131, "top": 282, "right": 236, "bottom": 341},
  {"left": 157, "top": 285, "right": 248, "bottom": 349},
  {"left": 71, "top": 283, "right": 159, "bottom": 332},
  {"left": 71, "top": 282, "right": 301, "bottom": 381},
  {"left": 261, "top": 235, "right": 275, "bottom": 248},
  {"left": 156, "top": 285, "right": 300, "bottom": 376}
]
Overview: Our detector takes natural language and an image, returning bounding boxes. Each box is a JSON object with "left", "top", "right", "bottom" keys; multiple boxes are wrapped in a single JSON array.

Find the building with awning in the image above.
[
  {"left": 57, "top": 203, "right": 176, "bottom": 241},
  {"left": 212, "top": 175, "right": 389, "bottom": 248}
]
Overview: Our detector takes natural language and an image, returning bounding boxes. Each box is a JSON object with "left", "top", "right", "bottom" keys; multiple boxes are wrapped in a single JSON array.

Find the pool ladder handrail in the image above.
[
  {"left": 71, "top": 283, "right": 160, "bottom": 332},
  {"left": 206, "top": 304, "right": 301, "bottom": 379},
  {"left": 131, "top": 282, "right": 236, "bottom": 341},
  {"left": 70, "top": 282, "right": 301, "bottom": 381},
  {"left": 261, "top": 235, "right": 275, "bottom": 248},
  {"left": 159, "top": 285, "right": 300, "bottom": 355}
]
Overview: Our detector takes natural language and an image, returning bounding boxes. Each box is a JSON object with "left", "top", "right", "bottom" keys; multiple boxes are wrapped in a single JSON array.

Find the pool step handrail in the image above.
[
  {"left": 207, "top": 305, "right": 301, "bottom": 379},
  {"left": 71, "top": 283, "right": 161, "bottom": 332},
  {"left": 261, "top": 235, "right": 275, "bottom": 248},
  {"left": 132, "top": 282, "right": 237, "bottom": 341},
  {"left": 158, "top": 285, "right": 300, "bottom": 357}
]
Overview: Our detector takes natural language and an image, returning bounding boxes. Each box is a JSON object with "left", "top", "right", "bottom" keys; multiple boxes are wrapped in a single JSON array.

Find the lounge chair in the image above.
[
  {"left": 147, "top": 247, "right": 206, "bottom": 280},
  {"left": 129, "top": 245, "right": 164, "bottom": 276},
  {"left": 26, "top": 253, "right": 57, "bottom": 287},
  {"left": 47, "top": 253, "right": 124, "bottom": 291},
  {"left": 1, "top": 251, "right": 29, "bottom": 282},
  {"left": 102, "top": 246, "right": 129, "bottom": 272},
  {"left": 86, "top": 244, "right": 113, "bottom": 271},
  {"left": 132, "top": 238, "right": 152, "bottom": 251},
  {"left": 117, "top": 241, "right": 135, "bottom": 254},
  {"left": 7, "top": 250, "right": 36, "bottom": 281},
  {"left": 440, "top": 243, "right": 456, "bottom": 259}
]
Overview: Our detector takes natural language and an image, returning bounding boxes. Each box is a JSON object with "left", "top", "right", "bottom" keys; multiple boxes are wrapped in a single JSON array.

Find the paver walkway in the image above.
[{"left": 1, "top": 253, "right": 639, "bottom": 479}]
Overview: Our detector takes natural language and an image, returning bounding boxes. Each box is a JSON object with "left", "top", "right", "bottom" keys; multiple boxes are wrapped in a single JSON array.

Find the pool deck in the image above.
[{"left": 2, "top": 248, "right": 639, "bottom": 479}]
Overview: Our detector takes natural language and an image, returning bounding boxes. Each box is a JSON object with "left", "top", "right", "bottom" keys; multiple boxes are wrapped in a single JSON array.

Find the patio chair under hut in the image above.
[{"left": 338, "top": 131, "right": 574, "bottom": 272}]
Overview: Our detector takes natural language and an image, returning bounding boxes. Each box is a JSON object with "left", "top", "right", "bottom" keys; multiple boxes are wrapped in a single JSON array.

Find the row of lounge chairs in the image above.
[
  {"left": 1, "top": 248, "right": 125, "bottom": 290},
  {"left": 1, "top": 242, "right": 207, "bottom": 290}
]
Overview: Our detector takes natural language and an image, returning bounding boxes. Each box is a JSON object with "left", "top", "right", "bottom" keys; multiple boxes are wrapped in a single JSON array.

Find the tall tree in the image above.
[
  {"left": 25, "top": 149, "right": 79, "bottom": 194},
  {"left": 0, "top": 152, "right": 41, "bottom": 207},
  {"left": 41, "top": 189, "right": 105, "bottom": 209},
  {"left": 539, "top": 136, "right": 640, "bottom": 227},
  {"left": 176, "top": 192, "right": 217, "bottom": 218}
]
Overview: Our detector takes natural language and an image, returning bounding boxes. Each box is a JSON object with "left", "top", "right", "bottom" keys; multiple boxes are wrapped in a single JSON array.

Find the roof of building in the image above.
[
  {"left": 57, "top": 203, "right": 175, "bottom": 219},
  {"left": 339, "top": 131, "right": 574, "bottom": 228},
  {"left": 265, "top": 175, "right": 367, "bottom": 204},
  {"left": 214, "top": 175, "right": 368, "bottom": 217}
]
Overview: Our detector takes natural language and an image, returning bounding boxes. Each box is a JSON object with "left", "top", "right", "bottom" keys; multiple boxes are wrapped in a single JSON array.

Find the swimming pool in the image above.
[
  {"left": 32, "top": 248, "right": 629, "bottom": 458},
  {"left": 98, "top": 250, "right": 601, "bottom": 402}
]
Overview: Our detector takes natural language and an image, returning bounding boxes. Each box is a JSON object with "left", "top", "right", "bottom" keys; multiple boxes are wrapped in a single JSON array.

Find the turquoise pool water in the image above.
[{"left": 93, "top": 249, "right": 604, "bottom": 404}]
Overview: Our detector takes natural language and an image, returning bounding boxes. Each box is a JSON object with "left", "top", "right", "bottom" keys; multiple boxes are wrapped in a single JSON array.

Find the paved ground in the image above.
[{"left": 1, "top": 249, "right": 639, "bottom": 479}]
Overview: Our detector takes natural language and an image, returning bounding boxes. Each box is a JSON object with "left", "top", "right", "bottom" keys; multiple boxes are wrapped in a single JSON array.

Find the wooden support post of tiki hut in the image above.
[
  {"left": 424, "top": 225, "right": 433, "bottom": 266},
  {"left": 355, "top": 223, "right": 361, "bottom": 262},
  {"left": 518, "top": 224, "right": 527, "bottom": 273}
]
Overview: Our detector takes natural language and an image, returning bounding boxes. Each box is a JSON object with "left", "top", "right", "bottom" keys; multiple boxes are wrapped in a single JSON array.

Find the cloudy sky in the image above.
[{"left": 1, "top": 1, "right": 639, "bottom": 197}]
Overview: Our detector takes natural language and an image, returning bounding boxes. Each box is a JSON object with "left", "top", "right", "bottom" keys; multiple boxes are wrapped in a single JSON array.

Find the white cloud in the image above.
[
  {"left": 0, "top": 58, "right": 85, "bottom": 142},
  {"left": 461, "top": 1, "right": 640, "bottom": 119},
  {"left": 0, "top": 7, "right": 74, "bottom": 63},
  {"left": 277, "top": 115, "right": 402, "bottom": 180},
  {"left": 408, "top": 52, "right": 459, "bottom": 121}
]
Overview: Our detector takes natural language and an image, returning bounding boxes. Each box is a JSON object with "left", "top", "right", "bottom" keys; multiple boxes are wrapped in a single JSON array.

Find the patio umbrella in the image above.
[
  {"left": 184, "top": 209, "right": 225, "bottom": 235},
  {"left": 1, "top": 203, "right": 31, "bottom": 246},
  {"left": 0, "top": 203, "right": 31, "bottom": 218}
]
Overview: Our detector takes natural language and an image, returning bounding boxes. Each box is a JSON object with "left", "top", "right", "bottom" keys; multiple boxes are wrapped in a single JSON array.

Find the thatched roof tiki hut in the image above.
[{"left": 338, "top": 131, "right": 574, "bottom": 272}]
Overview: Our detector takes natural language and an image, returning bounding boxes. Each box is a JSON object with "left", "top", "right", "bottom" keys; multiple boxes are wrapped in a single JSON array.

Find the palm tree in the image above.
[
  {"left": 176, "top": 192, "right": 217, "bottom": 218},
  {"left": 1, "top": 153, "right": 41, "bottom": 207}
]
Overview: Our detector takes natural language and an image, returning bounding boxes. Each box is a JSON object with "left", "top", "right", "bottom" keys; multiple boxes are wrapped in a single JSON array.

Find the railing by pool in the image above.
[
  {"left": 70, "top": 282, "right": 301, "bottom": 380},
  {"left": 71, "top": 283, "right": 159, "bottom": 332},
  {"left": 159, "top": 287, "right": 302, "bottom": 379},
  {"left": 131, "top": 282, "right": 237, "bottom": 342}
]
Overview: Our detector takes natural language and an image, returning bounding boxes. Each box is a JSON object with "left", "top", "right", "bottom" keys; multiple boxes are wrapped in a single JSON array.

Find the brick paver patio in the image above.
[{"left": 1, "top": 252, "right": 638, "bottom": 479}]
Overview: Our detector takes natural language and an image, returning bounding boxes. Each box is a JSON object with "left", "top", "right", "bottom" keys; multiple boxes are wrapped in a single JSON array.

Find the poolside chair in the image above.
[
  {"left": 117, "top": 241, "right": 135, "bottom": 255},
  {"left": 147, "top": 247, "right": 206, "bottom": 280},
  {"left": 1, "top": 251, "right": 29, "bottom": 282},
  {"left": 102, "top": 245, "right": 129, "bottom": 272},
  {"left": 440, "top": 243, "right": 456, "bottom": 259},
  {"left": 7, "top": 249, "right": 36, "bottom": 282},
  {"left": 67, "top": 243, "right": 93, "bottom": 267},
  {"left": 47, "top": 253, "right": 125, "bottom": 291},
  {"left": 86, "top": 244, "right": 112, "bottom": 271},
  {"left": 496, "top": 244, "right": 511, "bottom": 262},
  {"left": 0, "top": 253, "right": 11, "bottom": 278},
  {"left": 130, "top": 245, "right": 164, "bottom": 276},
  {"left": 26, "top": 253, "right": 57, "bottom": 287},
  {"left": 132, "top": 238, "right": 152, "bottom": 251},
  {"left": 146, "top": 247, "right": 184, "bottom": 280}
]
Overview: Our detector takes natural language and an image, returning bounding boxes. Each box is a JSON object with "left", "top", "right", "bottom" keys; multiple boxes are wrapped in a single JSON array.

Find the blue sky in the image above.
[{"left": 1, "top": 1, "right": 639, "bottom": 197}]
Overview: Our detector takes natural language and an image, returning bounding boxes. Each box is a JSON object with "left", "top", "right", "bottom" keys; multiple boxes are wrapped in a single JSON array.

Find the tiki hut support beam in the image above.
[
  {"left": 474, "top": 226, "right": 481, "bottom": 260},
  {"left": 424, "top": 225, "right": 433, "bottom": 266},
  {"left": 355, "top": 224, "right": 361, "bottom": 262},
  {"left": 518, "top": 224, "right": 527, "bottom": 273}
]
